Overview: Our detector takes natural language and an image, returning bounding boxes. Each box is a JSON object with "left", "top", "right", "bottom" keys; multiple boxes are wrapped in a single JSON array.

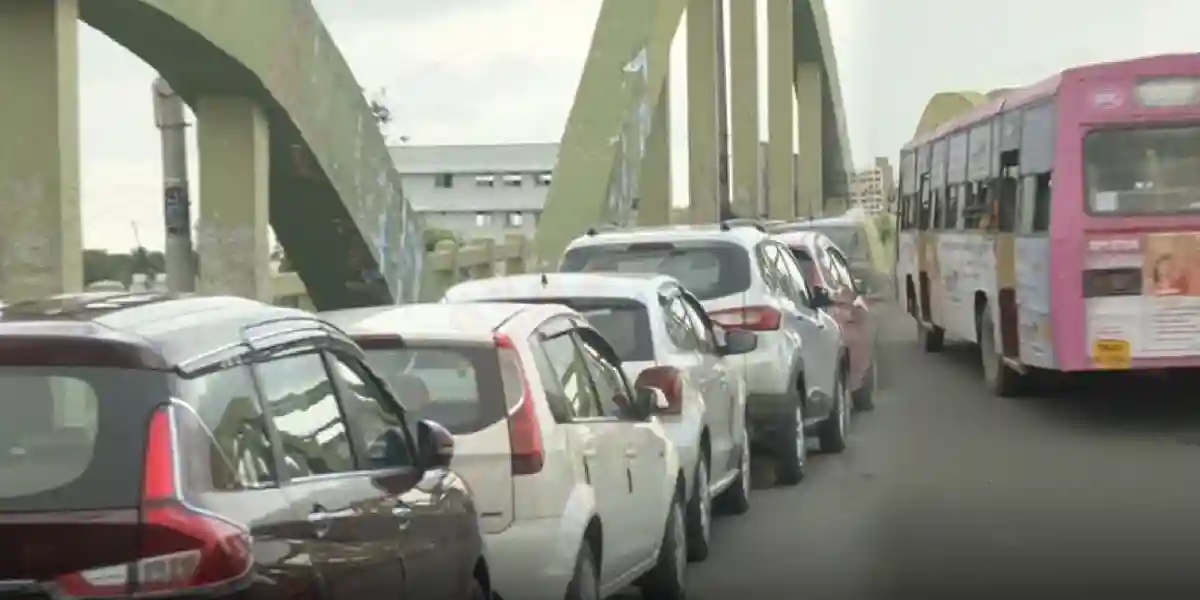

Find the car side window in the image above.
[
  {"left": 677, "top": 295, "right": 716, "bottom": 353},
  {"left": 664, "top": 296, "right": 700, "bottom": 351},
  {"left": 826, "top": 247, "right": 855, "bottom": 289},
  {"left": 756, "top": 243, "right": 785, "bottom": 295},
  {"left": 254, "top": 351, "right": 356, "bottom": 478},
  {"left": 773, "top": 243, "right": 813, "bottom": 307},
  {"left": 325, "top": 352, "right": 414, "bottom": 470},
  {"left": 175, "top": 365, "right": 276, "bottom": 492},
  {"left": 538, "top": 331, "right": 603, "bottom": 418},
  {"left": 528, "top": 334, "right": 576, "bottom": 422},
  {"left": 573, "top": 330, "right": 633, "bottom": 419}
]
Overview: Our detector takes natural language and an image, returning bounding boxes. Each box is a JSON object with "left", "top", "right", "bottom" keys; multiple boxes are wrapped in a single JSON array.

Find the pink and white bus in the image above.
[{"left": 895, "top": 53, "right": 1200, "bottom": 395}]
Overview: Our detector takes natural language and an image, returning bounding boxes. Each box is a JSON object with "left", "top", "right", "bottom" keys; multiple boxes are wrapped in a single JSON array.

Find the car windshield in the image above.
[
  {"left": 560, "top": 242, "right": 750, "bottom": 300},
  {"left": 1084, "top": 125, "right": 1200, "bottom": 215}
]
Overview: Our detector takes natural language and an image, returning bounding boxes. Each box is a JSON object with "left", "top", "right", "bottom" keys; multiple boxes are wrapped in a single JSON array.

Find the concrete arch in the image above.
[
  {"left": 792, "top": 0, "right": 854, "bottom": 202},
  {"left": 533, "top": 0, "right": 855, "bottom": 262},
  {"left": 81, "top": 0, "right": 423, "bottom": 308},
  {"left": 913, "top": 91, "right": 989, "bottom": 138}
]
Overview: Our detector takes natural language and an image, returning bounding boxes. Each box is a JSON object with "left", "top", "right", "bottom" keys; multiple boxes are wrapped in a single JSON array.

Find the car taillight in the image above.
[
  {"left": 710, "top": 306, "right": 781, "bottom": 331},
  {"left": 56, "top": 405, "right": 253, "bottom": 597},
  {"left": 635, "top": 366, "right": 684, "bottom": 415},
  {"left": 496, "top": 333, "right": 544, "bottom": 476}
]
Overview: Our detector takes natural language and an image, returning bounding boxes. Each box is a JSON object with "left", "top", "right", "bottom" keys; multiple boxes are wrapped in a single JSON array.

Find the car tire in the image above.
[
  {"left": 852, "top": 363, "right": 876, "bottom": 412},
  {"left": 684, "top": 454, "right": 711, "bottom": 562},
  {"left": 774, "top": 399, "right": 807, "bottom": 486},
  {"left": 918, "top": 320, "right": 945, "bottom": 353},
  {"left": 818, "top": 371, "right": 849, "bottom": 453},
  {"left": 639, "top": 493, "right": 688, "bottom": 600},
  {"left": 716, "top": 426, "right": 751, "bottom": 515},
  {"left": 565, "top": 541, "right": 600, "bottom": 600}
]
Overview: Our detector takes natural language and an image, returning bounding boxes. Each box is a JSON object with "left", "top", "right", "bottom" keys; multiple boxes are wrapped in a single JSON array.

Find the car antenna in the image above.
[{"left": 540, "top": 272, "right": 549, "bottom": 286}]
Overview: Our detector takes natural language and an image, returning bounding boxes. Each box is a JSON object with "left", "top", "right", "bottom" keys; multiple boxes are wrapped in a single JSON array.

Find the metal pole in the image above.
[
  {"left": 714, "top": 0, "right": 734, "bottom": 219},
  {"left": 152, "top": 77, "right": 195, "bottom": 292}
]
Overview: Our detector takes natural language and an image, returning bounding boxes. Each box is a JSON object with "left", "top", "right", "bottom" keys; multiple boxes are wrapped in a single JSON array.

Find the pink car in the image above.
[{"left": 774, "top": 230, "right": 879, "bottom": 411}]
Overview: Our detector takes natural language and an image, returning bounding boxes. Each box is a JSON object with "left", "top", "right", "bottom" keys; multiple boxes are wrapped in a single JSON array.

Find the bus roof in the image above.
[{"left": 903, "top": 53, "right": 1200, "bottom": 150}]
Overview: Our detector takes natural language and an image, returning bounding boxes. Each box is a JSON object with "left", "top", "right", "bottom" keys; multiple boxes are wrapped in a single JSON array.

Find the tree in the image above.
[
  {"left": 423, "top": 228, "right": 459, "bottom": 252},
  {"left": 82, "top": 247, "right": 165, "bottom": 287}
]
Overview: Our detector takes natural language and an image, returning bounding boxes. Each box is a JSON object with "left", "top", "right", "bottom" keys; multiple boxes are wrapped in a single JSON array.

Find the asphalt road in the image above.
[{"left": 637, "top": 308, "right": 1200, "bottom": 599}]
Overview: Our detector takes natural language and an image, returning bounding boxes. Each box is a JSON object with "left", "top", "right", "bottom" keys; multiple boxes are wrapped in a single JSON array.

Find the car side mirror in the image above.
[
  {"left": 853, "top": 277, "right": 868, "bottom": 293},
  {"left": 720, "top": 329, "right": 758, "bottom": 355},
  {"left": 810, "top": 286, "right": 834, "bottom": 309},
  {"left": 416, "top": 420, "right": 455, "bottom": 469},
  {"left": 632, "top": 386, "right": 667, "bottom": 420}
]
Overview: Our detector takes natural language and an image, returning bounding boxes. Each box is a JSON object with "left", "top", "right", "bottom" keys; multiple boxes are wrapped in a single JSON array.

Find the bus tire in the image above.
[
  {"left": 977, "top": 303, "right": 1022, "bottom": 397},
  {"left": 917, "top": 320, "right": 944, "bottom": 353}
]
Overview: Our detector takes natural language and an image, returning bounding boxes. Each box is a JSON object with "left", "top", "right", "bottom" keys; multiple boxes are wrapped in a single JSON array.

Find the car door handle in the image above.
[
  {"left": 581, "top": 443, "right": 597, "bottom": 457},
  {"left": 624, "top": 446, "right": 638, "bottom": 458}
]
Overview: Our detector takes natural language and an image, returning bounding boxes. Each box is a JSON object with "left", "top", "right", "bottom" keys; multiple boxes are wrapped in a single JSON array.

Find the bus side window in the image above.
[
  {"left": 1031, "top": 173, "right": 1052, "bottom": 232},
  {"left": 918, "top": 174, "right": 933, "bottom": 230},
  {"left": 996, "top": 151, "right": 1020, "bottom": 232}
]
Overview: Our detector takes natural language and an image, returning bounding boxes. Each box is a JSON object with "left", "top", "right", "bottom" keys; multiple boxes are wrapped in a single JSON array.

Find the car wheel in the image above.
[
  {"left": 716, "top": 426, "right": 751, "bottom": 515},
  {"left": 818, "top": 371, "right": 849, "bottom": 453},
  {"left": 774, "top": 400, "right": 807, "bottom": 486},
  {"left": 684, "top": 454, "right": 711, "bottom": 562},
  {"left": 853, "top": 362, "right": 876, "bottom": 412},
  {"left": 565, "top": 542, "right": 600, "bottom": 600},
  {"left": 639, "top": 494, "right": 687, "bottom": 600}
]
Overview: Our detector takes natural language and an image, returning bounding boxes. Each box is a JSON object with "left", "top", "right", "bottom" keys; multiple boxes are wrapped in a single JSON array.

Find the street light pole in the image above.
[{"left": 152, "top": 77, "right": 195, "bottom": 292}]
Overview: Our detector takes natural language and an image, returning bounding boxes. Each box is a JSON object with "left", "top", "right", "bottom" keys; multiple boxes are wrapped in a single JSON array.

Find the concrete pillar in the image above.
[
  {"left": 686, "top": 0, "right": 720, "bottom": 224},
  {"left": 195, "top": 97, "right": 271, "bottom": 300},
  {"left": 728, "top": 0, "right": 759, "bottom": 220},
  {"left": 638, "top": 78, "right": 672, "bottom": 226},
  {"left": 0, "top": 0, "right": 82, "bottom": 299},
  {"left": 765, "top": 0, "right": 795, "bottom": 221},
  {"left": 795, "top": 62, "right": 824, "bottom": 218}
]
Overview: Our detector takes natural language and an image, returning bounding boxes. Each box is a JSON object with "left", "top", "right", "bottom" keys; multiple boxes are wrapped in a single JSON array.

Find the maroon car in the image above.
[
  {"left": 0, "top": 292, "right": 490, "bottom": 600},
  {"left": 774, "top": 231, "right": 880, "bottom": 411}
]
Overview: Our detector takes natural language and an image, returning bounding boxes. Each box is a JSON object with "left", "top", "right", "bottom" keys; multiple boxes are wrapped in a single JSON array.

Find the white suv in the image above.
[
  {"left": 322, "top": 302, "right": 688, "bottom": 600},
  {"left": 444, "top": 272, "right": 757, "bottom": 561},
  {"left": 559, "top": 223, "right": 852, "bottom": 485}
]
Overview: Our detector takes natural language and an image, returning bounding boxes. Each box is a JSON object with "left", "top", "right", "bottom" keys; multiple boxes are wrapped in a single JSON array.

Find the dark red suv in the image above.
[{"left": 0, "top": 292, "right": 490, "bottom": 600}]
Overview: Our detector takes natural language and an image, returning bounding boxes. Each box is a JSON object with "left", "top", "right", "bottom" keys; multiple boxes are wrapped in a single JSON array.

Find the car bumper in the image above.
[{"left": 487, "top": 518, "right": 579, "bottom": 600}]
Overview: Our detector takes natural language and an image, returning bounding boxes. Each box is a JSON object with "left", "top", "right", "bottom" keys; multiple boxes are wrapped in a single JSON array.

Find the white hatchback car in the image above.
[
  {"left": 322, "top": 302, "right": 689, "bottom": 600},
  {"left": 559, "top": 223, "right": 853, "bottom": 486},
  {"left": 444, "top": 273, "right": 757, "bottom": 561}
]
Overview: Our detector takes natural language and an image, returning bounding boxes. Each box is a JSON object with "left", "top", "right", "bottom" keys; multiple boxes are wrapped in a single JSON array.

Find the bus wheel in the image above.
[
  {"left": 978, "top": 303, "right": 1022, "bottom": 397},
  {"left": 917, "top": 320, "right": 944, "bottom": 353}
]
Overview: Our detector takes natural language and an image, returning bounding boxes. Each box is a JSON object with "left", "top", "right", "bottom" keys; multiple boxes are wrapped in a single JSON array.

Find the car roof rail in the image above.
[
  {"left": 584, "top": 222, "right": 623, "bottom": 236},
  {"left": 718, "top": 218, "right": 767, "bottom": 233}
]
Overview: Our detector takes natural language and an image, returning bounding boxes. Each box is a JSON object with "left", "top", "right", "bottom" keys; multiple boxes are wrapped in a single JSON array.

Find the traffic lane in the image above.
[{"left": 678, "top": 313, "right": 1200, "bottom": 598}]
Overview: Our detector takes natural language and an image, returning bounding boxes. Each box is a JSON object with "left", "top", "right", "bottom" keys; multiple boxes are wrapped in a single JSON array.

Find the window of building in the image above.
[
  {"left": 535, "top": 173, "right": 553, "bottom": 186},
  {"left": 501, "top": 174, "right": 523, "bottom": 187},
  {"left": 474, "top": 175, "right": 495, "bottom": 187},
  {"left": 506, "top": 213, "right": 524, "bottom": 227},
  {"left": 475, "top": 212, "right": 492, "bottom": 227},
  {"left": 434, "top": 174, "right": 454, "bottom": 188}
]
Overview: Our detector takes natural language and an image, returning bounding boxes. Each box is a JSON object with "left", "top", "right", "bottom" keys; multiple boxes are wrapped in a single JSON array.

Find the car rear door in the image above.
[
  {"left": 678, "top": 291, "right": 739, "bottom": 475},
  {"left": 254, "top": 349, "right": 413, "bottom": 600}
]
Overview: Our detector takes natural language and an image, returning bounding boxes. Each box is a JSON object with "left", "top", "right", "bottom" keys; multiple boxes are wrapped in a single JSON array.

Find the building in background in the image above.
[
  {"left": 850, "top": 156, "right": 895, "bottom": 214},
  {"left": 389, "top": 143, "right": 558, "bottom": 242}
]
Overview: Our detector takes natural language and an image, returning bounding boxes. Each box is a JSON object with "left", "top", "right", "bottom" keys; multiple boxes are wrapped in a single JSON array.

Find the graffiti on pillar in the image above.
[{"left": 603, "top": 45, "right": 654, "bottom": 227}]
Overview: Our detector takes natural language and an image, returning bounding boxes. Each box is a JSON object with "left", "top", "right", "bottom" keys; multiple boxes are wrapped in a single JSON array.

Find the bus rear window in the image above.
[
  {"left": 0, "top": 366, "right": 169, "bottom": 511},
  {"left": 1085, "top": 125, "right": 1200, "bottom": 215}
]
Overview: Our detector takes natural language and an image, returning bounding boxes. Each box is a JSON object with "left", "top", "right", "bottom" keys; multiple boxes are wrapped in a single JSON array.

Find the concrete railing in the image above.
[{"left": 272, "top": 233, "right": 531, "bottom": 307}]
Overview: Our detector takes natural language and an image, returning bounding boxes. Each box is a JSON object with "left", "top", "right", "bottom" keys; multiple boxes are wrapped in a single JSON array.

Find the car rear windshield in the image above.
[
  {"left": 0, "top": 366, "right": 170, "bottom": 511},
  {"left": 811, "top": 226, "right": 869, "bottom": 260},
  {"left": 560, "top": 241, "right": 750, "bottom": 300},
  {"left": 490, "top": 297, "right": 654, "bottom": 362},
  {"left": 360, "top": 344, "right": 508, "bottom": 435}
]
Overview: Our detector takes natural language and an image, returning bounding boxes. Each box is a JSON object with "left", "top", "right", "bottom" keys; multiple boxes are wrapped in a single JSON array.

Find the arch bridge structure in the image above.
[{"left": 0, "top": 0, "right": 852, "bottom": 308}]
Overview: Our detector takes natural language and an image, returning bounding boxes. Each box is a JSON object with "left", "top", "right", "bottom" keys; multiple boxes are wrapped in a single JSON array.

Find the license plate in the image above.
[{"left": 1092, "top": 339, "right": 1131, "bottom": 370}]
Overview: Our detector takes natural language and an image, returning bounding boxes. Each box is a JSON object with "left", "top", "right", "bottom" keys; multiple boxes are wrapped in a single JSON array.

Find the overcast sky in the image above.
[{"left": 78, "top": 0, "right": 1200, "bottom": 252}]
